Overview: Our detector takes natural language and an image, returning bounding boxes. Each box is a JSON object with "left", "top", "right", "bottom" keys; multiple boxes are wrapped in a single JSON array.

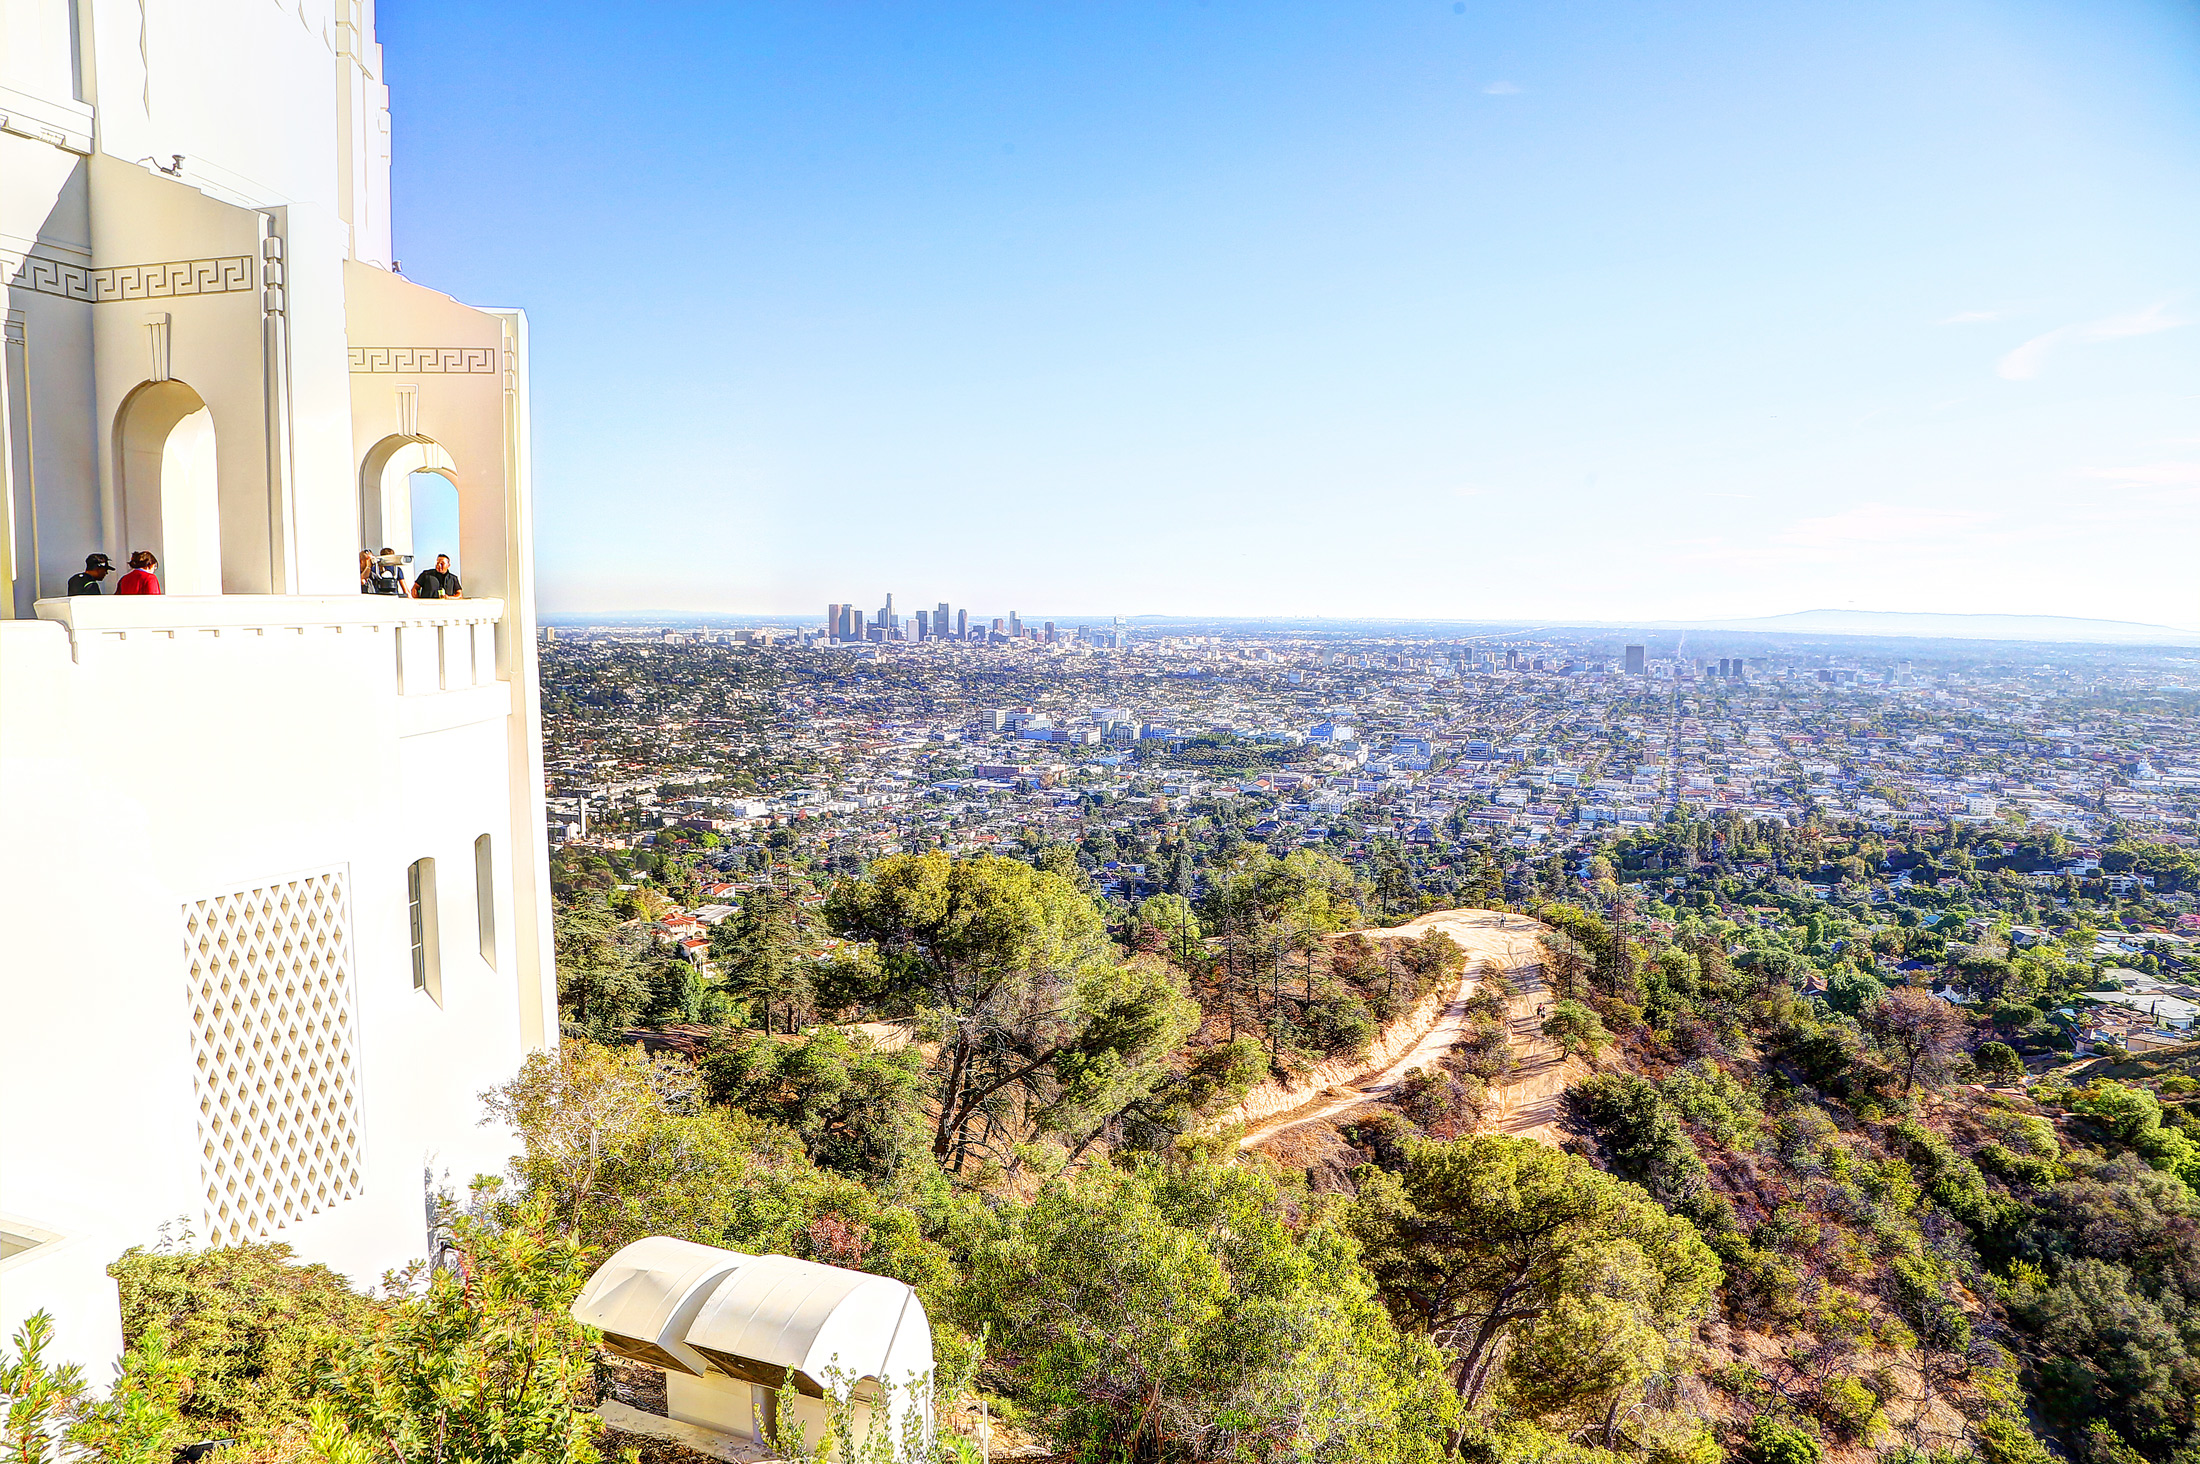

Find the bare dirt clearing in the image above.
[
  {"left": 1485, "top": 957, "right": 1579, "bottom": 1145},
  {"left": 1238, "top": 909, "right": 1549, "bottom": 1150}
]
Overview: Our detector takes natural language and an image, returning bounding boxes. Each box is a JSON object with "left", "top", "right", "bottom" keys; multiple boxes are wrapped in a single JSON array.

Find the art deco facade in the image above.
[{"left": 0, "top": 0, "right": 555, "bottom": 1368}]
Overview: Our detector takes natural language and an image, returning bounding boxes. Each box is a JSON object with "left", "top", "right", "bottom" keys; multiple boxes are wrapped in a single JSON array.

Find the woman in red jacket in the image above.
[{"left": 116, "top": 550, "right": 161, "bottom": 595}]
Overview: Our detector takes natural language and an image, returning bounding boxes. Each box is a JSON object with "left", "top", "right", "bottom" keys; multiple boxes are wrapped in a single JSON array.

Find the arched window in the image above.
[
  {"left": 357, "top": 437, "right": 457, "bottom": 573},
  {"left": 113, "top": 376, "right": 279, "bottom": 593},
  {"left": 114, "top": 380, "right": 221, "bottom": 593},
  {"left": 474, "top": 833, "right": 496, "bottom": 966}
]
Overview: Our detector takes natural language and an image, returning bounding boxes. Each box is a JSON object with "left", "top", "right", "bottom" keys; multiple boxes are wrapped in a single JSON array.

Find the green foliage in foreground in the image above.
[
  {"left": 56, "top": 823, "right": 2200, "bottom": 1464},
  {"left": 0, "top": 1313, "right": 187, "bottom": 1464},
  {"left": 961, "top": 1161, "right": 1456, "bottom": 1463},
  {"left": 1346, "top": 1137, "right": 1722, "bottom": 1447},
  {"left": 8, "top": 1207, "right": 607, "bottom": 1464},
  {"left": 312, "top": 1202, "right": 603, "bottom": 1464},
  {"left": 1541, "top": 1000, "right": 1614, "bottom": 1060},
  {"left": 110, "top": 1241, "right": 377, "bottom": 1439},
  {"left": 702, "top": 1025, "right": 932, "bottom": 1185}
]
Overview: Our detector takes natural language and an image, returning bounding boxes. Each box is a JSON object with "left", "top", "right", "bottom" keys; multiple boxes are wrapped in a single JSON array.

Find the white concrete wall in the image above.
[
  {"left": 4, "top": 0, "right": 407, "bottom": 606},
  {"left": 0, "top": 597, "right": 539, "bottom": 1367},
  {"left": 0, "top": 0, "right": 555, "bottom": 1379}
]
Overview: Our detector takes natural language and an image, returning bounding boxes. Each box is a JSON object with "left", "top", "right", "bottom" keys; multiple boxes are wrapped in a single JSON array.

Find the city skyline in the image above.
[
  {"left": 545, "top": 599, "right": 2200, "bottom": 648},
  {"left": 822, "top": 592, "right": 1125, "bottom": 646}
]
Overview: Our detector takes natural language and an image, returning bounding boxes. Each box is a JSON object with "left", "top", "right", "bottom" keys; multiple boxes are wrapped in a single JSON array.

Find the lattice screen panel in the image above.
[{"left": 184, "top": 872, "right": 364, "bottom": 1246}]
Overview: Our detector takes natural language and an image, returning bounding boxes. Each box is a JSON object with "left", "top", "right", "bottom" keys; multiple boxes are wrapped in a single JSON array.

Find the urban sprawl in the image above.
[{"left": 541, "top": 603, "right": 2200, "bottom": 1057}]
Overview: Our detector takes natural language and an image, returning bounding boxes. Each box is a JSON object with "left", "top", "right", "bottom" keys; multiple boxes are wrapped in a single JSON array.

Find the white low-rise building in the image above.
[{"left": 1, "top": 0, "right": 554, "bottom": 1371}]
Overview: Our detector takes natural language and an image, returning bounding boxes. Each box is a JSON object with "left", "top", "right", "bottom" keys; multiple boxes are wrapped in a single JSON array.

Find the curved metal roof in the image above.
[
  {"left": 568, "top": 1235, "right": 742, "bottom": 1377},
  {"left": 688, "top": 1253, "right": 931, "bottom": 1394},
  {"left": 569, "top": 1239, "right": 935, "bottom": 1399}
]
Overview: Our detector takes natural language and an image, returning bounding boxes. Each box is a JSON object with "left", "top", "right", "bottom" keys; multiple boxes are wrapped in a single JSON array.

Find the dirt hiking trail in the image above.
[
  {"left": 1237, "top": 909, "right": 1550, "bottom": 1150},
  {"left": 1487, "top": 958, "right": 1578, "bottom": 1145}
]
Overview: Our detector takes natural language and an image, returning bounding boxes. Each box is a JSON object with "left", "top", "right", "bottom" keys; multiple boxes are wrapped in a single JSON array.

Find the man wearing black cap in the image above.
[{"left": 66, "top": 553, "right": 115, "bottom": 595}]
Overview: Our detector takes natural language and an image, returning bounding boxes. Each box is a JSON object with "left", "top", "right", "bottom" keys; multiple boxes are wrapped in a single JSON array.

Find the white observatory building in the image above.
[{"left": 0, "top": 0, "right": 556, "bottom": 1368}]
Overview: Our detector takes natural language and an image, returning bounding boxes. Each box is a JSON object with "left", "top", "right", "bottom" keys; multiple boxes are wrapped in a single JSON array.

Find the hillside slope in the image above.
[{"left": 1233, "top": 909, "right": 1546, "bottom": 1147}]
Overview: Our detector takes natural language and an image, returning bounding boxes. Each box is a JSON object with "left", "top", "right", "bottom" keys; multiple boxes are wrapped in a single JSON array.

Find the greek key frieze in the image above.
[
  {"left": 346, "top": 346, "right": 499, "bottom": 373},
  {"left": 4, "top": 253, "right": 254, "bottom": 302}
]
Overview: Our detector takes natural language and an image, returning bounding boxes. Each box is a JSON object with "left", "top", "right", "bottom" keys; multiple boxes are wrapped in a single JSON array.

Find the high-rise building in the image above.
[
  {"left": 956, "top": 609, "right": 968, "bottom": 639},
  {"left": 915, "top": 610, "right": 930, "bottom": 639},
  {"left": 1043, "top": 621, "right": 1055, "bottom": 642},
  {"left": 1008, "top": 611, "right": 1022, "bottom": 638},
  {"left": 0, "top": 3, "right": 553, "bottom": 1372},
  {"left": 1625, "top": 645, "right": 1647, "bottom": 675},
  {"left": 827, "top": 604, "right": 843, "bottom": 641},
  {"left": 936, "top": 603, "right": 951, "bottom": 640}
]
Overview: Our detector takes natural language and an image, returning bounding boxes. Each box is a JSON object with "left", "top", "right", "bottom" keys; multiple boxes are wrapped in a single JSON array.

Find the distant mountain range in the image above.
[{"left": 1655, "top": 609, "right": 2199, "bottom": 646}]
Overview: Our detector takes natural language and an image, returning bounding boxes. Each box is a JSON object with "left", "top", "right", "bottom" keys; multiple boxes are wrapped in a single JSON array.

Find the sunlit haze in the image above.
[{"left": 381, "top": 1, "right": 2200, "bottom": 626}]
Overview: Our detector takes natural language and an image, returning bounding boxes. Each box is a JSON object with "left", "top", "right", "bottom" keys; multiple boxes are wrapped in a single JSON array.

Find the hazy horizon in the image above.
[{"left": 538, "top": 603, "right": 2200, "bottom": 648}]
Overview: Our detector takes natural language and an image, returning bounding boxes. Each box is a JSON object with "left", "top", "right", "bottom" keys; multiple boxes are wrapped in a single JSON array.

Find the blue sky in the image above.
[{"left": 380, "top": 0, "right": 2200, "bottom": 625}]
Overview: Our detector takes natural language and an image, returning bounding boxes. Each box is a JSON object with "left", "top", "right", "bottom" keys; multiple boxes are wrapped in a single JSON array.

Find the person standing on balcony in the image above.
[
  {"left": 366, "top": 548, "right": 408, "bottom": 596},
  {"left": 359, "top": 549, "right": 375, "bottom": 593},
  {"left": 412, "top": 554, "right": 464, "bottom": 600},
  {"left": 65, "top": 553, "right": 114, "bottom": 595},
  {"left": 116, "top": 551, "right": 162, "bottom": 596}
]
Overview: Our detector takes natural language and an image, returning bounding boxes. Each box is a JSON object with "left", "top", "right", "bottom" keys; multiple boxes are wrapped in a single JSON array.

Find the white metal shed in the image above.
[{"left": 572, "top": 1238, "right": 934, "bottom": 1461}]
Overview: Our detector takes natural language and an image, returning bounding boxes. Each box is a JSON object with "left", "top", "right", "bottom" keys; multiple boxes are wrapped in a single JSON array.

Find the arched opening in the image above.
[
  {"left": 358, "top": 437, "right": 458, "bottom": 572},
  {"left": 408, "top": 470, "right": 461, "bottom": 581},
  {"left": 115, "top": 380, "right": 221, "bottom": 594}
]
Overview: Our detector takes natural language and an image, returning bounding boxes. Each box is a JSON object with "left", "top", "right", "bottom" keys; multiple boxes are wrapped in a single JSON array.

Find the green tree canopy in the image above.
[
  {"left": 1346, "top": 1136, "right": 1722, "bottom": 1444},
  {"left": 701, "top": 1027, "right": 930, "bottom": 1185},
  {"left": 961, "top": 1161, "right": 1455, "bottom": 1463},
  {"left": 553, "top": 893, "right": 647, "bottom": 1039},
  {"left": 1203, "top": 850, "right": 1369, "bottom": 943},
  {"left": 1974, "top": 1040, "right": 2024, "bottom": 1084},
  {"left": 825, "top": 853, "right": 1198, "bottom": 1170},
  {"left": 1131, "top": 893, "right": 1205, "bottom": 971},
  {"left": 711, "top": 885, "right": 810, "bottom": 1033},
  {"left": 1543, "top": 1000, "right": 1614, "bottom": 1060}
]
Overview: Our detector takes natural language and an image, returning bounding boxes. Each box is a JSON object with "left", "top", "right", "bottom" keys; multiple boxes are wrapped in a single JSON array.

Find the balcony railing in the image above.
[{"left": 32, "top": 594, "right": 507, "bottom": 698}]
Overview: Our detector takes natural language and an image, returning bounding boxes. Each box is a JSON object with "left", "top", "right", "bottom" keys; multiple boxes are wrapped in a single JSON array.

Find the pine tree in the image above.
[{"left": 712, "top": 885, "right": 809, "bottom": 1033}]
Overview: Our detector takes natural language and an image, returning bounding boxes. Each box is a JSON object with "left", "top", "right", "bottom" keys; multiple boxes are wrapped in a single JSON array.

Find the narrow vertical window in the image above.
[
  {"left": 474, "top": 833, "right": 497, "bottom": 966},
  {"left": 407, "top": 857, "right": 440, "bottom": 1001}
]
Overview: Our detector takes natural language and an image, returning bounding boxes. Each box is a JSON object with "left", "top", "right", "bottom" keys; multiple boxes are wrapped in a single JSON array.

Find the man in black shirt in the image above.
[
  {"left": 412, "top": 554, "right": 463, "bottom": 600},
  {"left": 66, "top": 553, "right": 115, "bottom": 595}
]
